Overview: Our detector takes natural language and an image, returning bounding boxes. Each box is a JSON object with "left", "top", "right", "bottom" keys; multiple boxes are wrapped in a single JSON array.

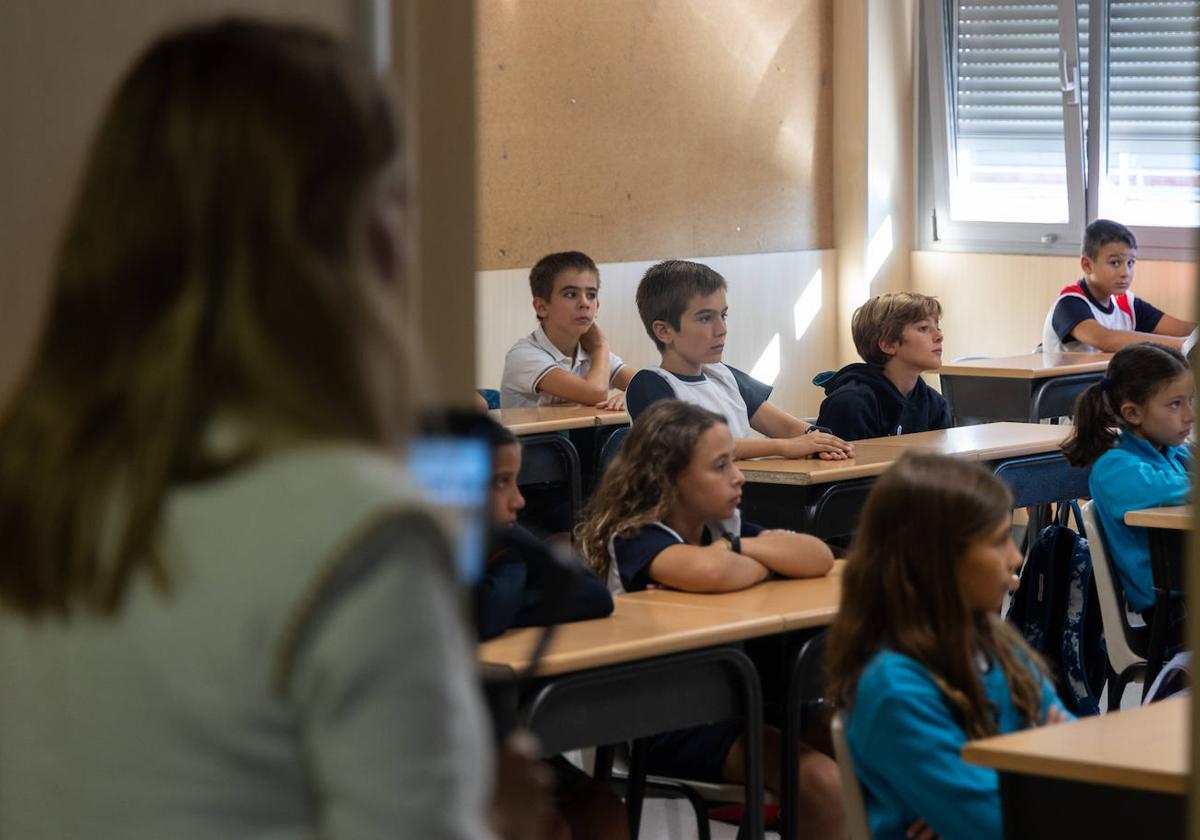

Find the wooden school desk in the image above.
[
  {"left": 622, "top": 562, "right": 843, "bottom": 631},
  {"left": 852, "top": 421, "right": 1074, "bottom": 461},
  {"left": 492, "top": 406, "right": 630, "bottom": 527},
  {"left": 1125, "top": 505, "right": 1191, "bottom": 693},
  {"left": 490, "top": 405, "right": 630, "bottom": 435},
  {"left": 480, "top": 597, "right": 780, "bottom": 838},
  {"left": 962, "top": 698, "right": 1188, "bottom": 839},
  {"left": 854, "top": 422, "right": 1088, "bottom": 509},
  {"left": 740, "top": 423, "right": 1083, "bottom": 536},
  {"left": 622, "top": 568, "right": 845, "bottom": 840},
  {"left": 938, "top": 352, "right": 1112, "bottom": 425},
  {"left": 737, "top": 445, "right": 911, "bottom": 538},
  {"left": 1126, "top": 505, "right": 1191, "bottom": 531}
]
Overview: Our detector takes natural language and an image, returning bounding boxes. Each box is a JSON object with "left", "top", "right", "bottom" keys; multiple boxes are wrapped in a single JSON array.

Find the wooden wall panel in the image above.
[{"left": 476, "top": 0, "right": 833, "bottom": 270}]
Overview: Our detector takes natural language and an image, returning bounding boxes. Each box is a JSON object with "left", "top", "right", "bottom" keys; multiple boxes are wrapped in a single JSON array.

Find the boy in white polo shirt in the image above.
[
  {"left": 501, "top": 251, "right": 634, "bottom": 409},
  {"left": 1042, "top": 219, "right": 1193, "bottom": 353}
]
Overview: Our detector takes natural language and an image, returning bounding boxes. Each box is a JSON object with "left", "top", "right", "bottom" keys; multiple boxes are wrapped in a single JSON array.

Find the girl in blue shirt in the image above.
[
  {"left": 826, "top": 453, "right": 1070, "bottom": 840},
  {"left": 1062, "top": 342, "right": 1192, "bottom": 645}
]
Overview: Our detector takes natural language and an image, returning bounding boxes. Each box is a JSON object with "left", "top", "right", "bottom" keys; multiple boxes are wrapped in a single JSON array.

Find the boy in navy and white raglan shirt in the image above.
[
  {"left": 625, "top": 260, "right": 855, "bottom": 461},
  {"left": 1042, "top": 219, "right": 1193, "bottom": 353}
]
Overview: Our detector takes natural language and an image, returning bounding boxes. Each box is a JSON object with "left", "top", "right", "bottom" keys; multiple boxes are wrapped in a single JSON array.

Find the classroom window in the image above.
[
  {"left": 919, "top": 0, "right": 1199, "bottom": 257},
  {"left": 1093, "top": 0, "right": 1200, "bottom": 229}
]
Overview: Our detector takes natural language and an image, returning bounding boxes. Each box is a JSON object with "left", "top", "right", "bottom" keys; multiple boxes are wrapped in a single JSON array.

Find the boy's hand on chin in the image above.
[{"left": 579, "top": 322, "right": 608, "bottom": 353}]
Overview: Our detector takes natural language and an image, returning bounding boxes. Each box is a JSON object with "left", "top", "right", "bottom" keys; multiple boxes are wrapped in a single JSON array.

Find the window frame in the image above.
[{"left": 918, "top": 0, "right": 1199, "bottom": 260}]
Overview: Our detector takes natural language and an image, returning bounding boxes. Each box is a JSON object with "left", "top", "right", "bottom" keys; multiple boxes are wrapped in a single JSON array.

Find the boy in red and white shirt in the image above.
[{"left": 1043, "top": 219, "right": 1193, "bottom": 353}]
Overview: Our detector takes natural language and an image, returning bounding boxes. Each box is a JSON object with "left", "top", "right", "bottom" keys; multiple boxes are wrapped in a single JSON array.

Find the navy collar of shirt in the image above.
[
  {"left": 666, "top": 369, "right": 706, "bottom": 383},
  {"left": 1078, "top": 278, "right": 1114, "bottom": 314}
]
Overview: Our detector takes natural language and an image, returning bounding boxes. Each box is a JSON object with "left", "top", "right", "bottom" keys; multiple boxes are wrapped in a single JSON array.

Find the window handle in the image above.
[{"left": 1059, "top": 51, "right": 1079, "bottom": 105}]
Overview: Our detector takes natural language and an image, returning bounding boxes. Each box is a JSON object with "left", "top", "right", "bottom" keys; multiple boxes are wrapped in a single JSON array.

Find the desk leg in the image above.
[
  {"left": 626, "top": 738, "right": 649, "bottom": 839},
  {"left": 778, "top": 629, "right": 829, "bottom": 840},
  {"left": 593, "top": 743, "right": 615, "bottom": 784},
  {"left": 1143, "top": 529, "right": 1183, "bottom": 699}
]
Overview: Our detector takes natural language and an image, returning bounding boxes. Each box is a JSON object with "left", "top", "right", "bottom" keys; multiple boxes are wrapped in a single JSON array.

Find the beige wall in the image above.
[
  {"left": 0, "top": 1, "right": 350, "bottom": 410},
  {"left": 911, "top": 251, "right": 1196, "bottom": 363}
]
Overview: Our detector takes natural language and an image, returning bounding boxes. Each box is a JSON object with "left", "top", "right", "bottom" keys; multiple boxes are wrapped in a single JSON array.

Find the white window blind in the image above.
[
  {"left": 1100, "top": 0, "right": 1200, "bottom": 227},
  {"left": 920, "top": 0, "right": 1198, "bottom": 252},
  {"left": 1107, "top": 1, "right": 1200, "bottom": 143},
  {"left": 954, "top": 1, "right": 1072, "bottom": 140}
]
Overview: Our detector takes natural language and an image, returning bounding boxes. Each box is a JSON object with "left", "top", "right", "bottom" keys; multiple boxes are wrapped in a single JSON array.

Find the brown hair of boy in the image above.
[
  {"left": 851, "top": 292, "right": 943, "bottom": 367},
  {"left": 576, "top": 400, "right": 726, "bottom": 579},
  {"left": 636, "top": 260, "right": 727, "bottom": 351},
  {"left": 0, "top": 19, "right": 405, "bottom": 617},
  {"left": 1082, "top": 218, "right": 1137, "bottom": 261},
  {"left": 826, "top": 452, "right": 1049, "bottom": 739},
  {"left": 1061, "top": 342, "right": 1188, "bottom": 467},
  {"left": 528, "top": 251, "right": 599, "bottom": 320}
]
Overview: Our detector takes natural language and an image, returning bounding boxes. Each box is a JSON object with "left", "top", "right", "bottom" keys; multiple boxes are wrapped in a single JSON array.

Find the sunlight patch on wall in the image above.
[
  {"left": 793, "top": 268, "right": 823, "bottom": 341},
  {"left": 749, "top": 332, "right": 781, "bottom": 386},
  {"left": 865, "top": 214, "right": 894, "bottom": 289}
]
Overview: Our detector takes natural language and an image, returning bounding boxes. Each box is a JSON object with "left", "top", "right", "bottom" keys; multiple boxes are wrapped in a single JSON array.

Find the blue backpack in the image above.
[{"left": 1005, "top": 501, "right": 1107, "bottom": 717}]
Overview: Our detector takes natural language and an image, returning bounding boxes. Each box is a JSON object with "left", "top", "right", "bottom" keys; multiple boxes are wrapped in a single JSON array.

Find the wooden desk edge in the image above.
[
  {"left": 492, "top": 409, "right": 630, "bottom": 435},
  {"left": 479, "top": 615, "right": 787, "bottom": 676},
  {"left": 961, "top": 742, "right": 1188, "bottom": 796},
  {"left": 738, "top": 459, "right": 906, "bottom": 485},
  {"left": 938, "top": 358, "right": 1110, "bottom": 380},
  {"left": 595, "top": 412, "right": 632, "bottom": 427},
  {"left": 1124, "top": 507, "right": 1191, "bottom": 530}
]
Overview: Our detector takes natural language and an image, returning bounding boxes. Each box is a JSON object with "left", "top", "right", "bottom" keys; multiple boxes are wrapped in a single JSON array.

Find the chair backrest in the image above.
[
  {"left": 1079, "top": 501, "right": 1147, "bottom": 673},
  {"left": 598, "top": 426, "right": 629, "bottom": 473},
  {"left": 992, "top": 453, "right": 1091, "bottom": 510},
  {"left": 830, "top": 712, "right": 872, "bottom": 840}
]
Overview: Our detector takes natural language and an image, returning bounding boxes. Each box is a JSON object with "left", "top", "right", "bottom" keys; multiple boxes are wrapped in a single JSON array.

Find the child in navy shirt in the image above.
[
  {"left": 815, "top": 291, "right": 951, "bottom": 440},
  {"left": 1043, "top": 219, "right": 1193, "bottom": 353},
  {"left": 626, "top": 260, "right": 854, "bottom": 460},
  {"left": 826, "top": 453, "right": 1070, "bottom": 840},
  {"left": 472, "top": 418, "right": 626, "bottom": 840},
  {"left": 578, "top": 400, "right": 843, "bottom": 836},
  {"left": 473, "top": 419, "right": 612, "bottom": 640}
]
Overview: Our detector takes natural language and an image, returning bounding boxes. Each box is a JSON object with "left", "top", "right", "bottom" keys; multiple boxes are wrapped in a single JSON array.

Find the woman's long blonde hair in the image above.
[
  {"left": 0, "top": 19, "right": 408, "bottom": 616},
  {"left": 826, "top": 453, "right": 1049, "bottom": 739},
  {"left": 577, "top": 400, "right": 726, "bottom": 578}
]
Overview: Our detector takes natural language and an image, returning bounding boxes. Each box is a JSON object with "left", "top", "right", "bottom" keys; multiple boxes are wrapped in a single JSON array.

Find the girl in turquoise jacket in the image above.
[
  {"left": 826, "top": 454, "right": 1071, "bottom": 840},
  {"left": 1063, "top": 342, "right": 1192, "bottom": 641}
]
